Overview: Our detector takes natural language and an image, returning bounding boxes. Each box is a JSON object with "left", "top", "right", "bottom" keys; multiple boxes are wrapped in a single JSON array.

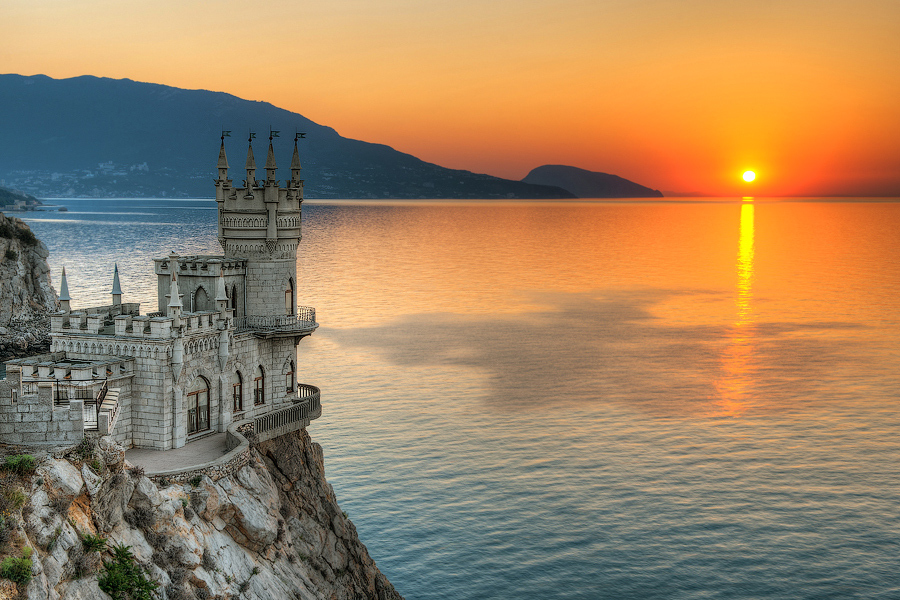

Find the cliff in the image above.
[
  {"left": 0, "top": 213, "right": 57, "bottom": 361},
  {"left": 0, "top": 430, "right": 403, "bottom": 600},
  {"left": 521, "top": 165, "right": 663, "bottom": 198}
]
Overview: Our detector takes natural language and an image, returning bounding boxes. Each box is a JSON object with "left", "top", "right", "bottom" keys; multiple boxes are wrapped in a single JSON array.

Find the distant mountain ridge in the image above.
[
  {"left": 522, "top": 165, "right": 662, "bottom": 198},
  {"left": 0, "top": 74, "right": 573, "bottom": 200}
]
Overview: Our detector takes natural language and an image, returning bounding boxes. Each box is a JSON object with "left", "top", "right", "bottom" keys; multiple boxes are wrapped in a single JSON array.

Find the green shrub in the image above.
[
  {"left": 189, "top": 475, "right": 202, "bottom": 488},
  {"left": 98, "top": 544, "right": 159, "bottom": 600},
  {"left": 81, "top": 532, "right": 108, "bottom": 552},
  {"left": 4, "top": 249, "right": 16, "bottom": 261},
  {"left": 0, "top": 550, "right": 32, "bottom": 585},
  {"left": 2, "top": 455, "right": 36, "bottom": 476}
]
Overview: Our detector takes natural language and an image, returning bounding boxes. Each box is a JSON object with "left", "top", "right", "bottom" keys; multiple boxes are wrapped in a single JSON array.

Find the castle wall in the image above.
[
  {"left": 244, "top": 259, "right": 297, "bottom": 316},
  {"left": 0, "top": 371, "right": 84, "bottom": 447}
]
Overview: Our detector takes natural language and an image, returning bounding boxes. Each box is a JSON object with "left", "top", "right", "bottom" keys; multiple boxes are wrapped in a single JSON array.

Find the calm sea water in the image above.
[{"left": 22, "top": 198, "right": 900, "bottom": 600}]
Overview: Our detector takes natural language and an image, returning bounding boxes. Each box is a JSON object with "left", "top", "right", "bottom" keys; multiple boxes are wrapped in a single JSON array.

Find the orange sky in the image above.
[{"left": 3, "top": 0, "right": 899, "bottom": 196}]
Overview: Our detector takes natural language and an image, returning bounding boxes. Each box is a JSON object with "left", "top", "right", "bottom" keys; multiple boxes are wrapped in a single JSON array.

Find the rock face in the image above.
[
  {"left": 0, "top": 212, "right": 56, "bottom": 361},
  {"left": 522, "top": 164, "right": 663, "bottom": 198},
  {"left": 2, "top": 430, "right": 403, "bottom": 600}
]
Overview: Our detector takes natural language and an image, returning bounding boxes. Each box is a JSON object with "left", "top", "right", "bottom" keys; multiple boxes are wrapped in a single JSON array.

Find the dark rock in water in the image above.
[{"left": 522, "top": 164, "right": 663, "bottom": 198}]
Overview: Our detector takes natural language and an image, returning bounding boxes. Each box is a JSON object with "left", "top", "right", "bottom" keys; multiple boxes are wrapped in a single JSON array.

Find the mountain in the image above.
[
  {"left": 521, "top": 165, "right": 662, "bottom": 198},
  {"left": 0, "top": 74, "right": 573, "bottom": 200}
]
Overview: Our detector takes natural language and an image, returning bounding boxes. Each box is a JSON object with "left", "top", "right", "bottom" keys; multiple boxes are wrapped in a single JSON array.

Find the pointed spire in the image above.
[
  {"left": 217, "top": 140, "right": 229, "bottom": 170},
  {"left": 110, "top": 263, "right": 122, "bottom": 306},
  {"left": 111, "top": 264, "right": 122, "bottom": 295},
  {"left": 291, "top": 140, "right": 302, "bottom": 170},
  {"left": 59, "top": 267, "right": 71, "bottom": 313},
  {"left": 245, "top": 143, "right": 256, "bottom": 170},
  {"left": 58, "top": 267, "right": 70, "bottom": 302},
  {"left": 265, "top": 141, "right": 277, "bottom": 170},
  {"left": 167, "top": 271, "right": 182, "bottom": 309},
  {"left": 215, "top": 271, "right": 227, "bottom": 302}
]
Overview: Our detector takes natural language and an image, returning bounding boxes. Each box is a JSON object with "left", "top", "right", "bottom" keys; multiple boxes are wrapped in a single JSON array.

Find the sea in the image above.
[{"left": 20, "top": 198, "right": 900, "bottom": 600}]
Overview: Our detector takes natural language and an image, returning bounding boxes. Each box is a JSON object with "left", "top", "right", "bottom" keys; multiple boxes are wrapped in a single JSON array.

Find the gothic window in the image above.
[
  {"left": 187, "top": 376, "right": 210, "bottom": 435},
  {"left": 232, "top": 371, "right": 243, "bottom": 413},
  {"left": 285, "top": 279, "right": 294, "bottom": 315},
  {"left": 254, "top": 366, "right": 265, "bottom": 406},
  {"left": 230, "top": 285, "right": 239, "bottom": 316},
  {"left": 194, "top": 286, "right": 209, "bottom": 312},
  {"left": 285, "top": 361, "right": 294, "bottom": 393}
]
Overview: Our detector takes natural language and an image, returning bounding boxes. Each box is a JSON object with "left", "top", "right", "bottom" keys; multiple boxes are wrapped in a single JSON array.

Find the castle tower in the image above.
[{"left": 215, "top": 134, "right": 303, "bottom": 317}]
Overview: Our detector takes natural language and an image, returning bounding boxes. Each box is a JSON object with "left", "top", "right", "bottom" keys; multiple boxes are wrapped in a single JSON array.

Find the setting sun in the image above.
[{"left": 742, "top": 171, "right": 756, "bottom": 183}]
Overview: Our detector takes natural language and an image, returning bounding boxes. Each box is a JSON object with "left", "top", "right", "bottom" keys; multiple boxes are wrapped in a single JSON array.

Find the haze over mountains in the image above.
[{"left": 0, "top": 74, "right": 658, "bottom": 200}]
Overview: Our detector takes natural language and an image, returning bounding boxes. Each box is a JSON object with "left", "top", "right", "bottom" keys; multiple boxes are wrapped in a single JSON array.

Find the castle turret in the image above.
[
  {"left": 265, "top": 139, "right": 277, "bottom": 183},
  {"left": 245, "top": 140, "right": 257, "bottom": 188},
  {"left": 165, "top": 254, "right": 183, "bottom": 327},
  {"left": 216, "top": 137, "right": 303, "bottom": 316},
  {"left": 290, "top": 138, "right": 303, "bottom": 186},
  {"left": 217, "top": 139, "right": 229, "bottom": 181}
]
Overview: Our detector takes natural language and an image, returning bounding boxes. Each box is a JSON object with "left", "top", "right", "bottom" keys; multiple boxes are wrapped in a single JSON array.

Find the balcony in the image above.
[
  {"left": 233, "top": 307, "right": 318, "bottom": 338},
  {"left": 250, "top": 384, "right": 322, "bottom": 442}
]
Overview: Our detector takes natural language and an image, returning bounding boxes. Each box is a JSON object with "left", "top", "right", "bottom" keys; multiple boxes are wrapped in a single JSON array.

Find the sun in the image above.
[{"left": 742, "top": 170, "right": 756, "bottom": 183}]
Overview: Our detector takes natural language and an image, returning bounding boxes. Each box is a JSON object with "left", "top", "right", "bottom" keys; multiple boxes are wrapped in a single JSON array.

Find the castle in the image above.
[{"left": 0, "top": 135, "right": 321, "bottom": 450}]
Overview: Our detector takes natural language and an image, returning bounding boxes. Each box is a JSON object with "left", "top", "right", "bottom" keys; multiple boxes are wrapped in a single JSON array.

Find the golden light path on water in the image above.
[{"left": 715, "top": 202, "right": 755, "bottom": 415}]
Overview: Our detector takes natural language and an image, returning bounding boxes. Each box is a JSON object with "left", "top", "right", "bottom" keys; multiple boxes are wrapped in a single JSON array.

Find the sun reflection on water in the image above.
[{"left": 714, "top": 203, "right": 756, "bottom": 415}]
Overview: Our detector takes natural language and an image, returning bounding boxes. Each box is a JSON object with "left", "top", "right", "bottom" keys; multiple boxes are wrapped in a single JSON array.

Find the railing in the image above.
[
  {"left": 250, "top": 384, "right": 321, "bottom": 443},
  {"left": 297, "top": 383, "right": 321, "bottom": 414},
  {"left": 234, "top": 309, "right": 317, "bottom": 335},
  {"left": 254, "top": 402, "right": 309, "bottom": 442}
]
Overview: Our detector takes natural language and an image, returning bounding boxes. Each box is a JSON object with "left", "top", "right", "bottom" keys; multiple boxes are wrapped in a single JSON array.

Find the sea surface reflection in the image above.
[{"left": 23, "top": 198, "right": 900, "bottom": 600}]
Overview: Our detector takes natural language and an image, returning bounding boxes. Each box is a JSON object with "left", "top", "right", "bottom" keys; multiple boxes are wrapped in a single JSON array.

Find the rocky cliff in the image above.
[
  {"left": 0, "top": 430, "right": 403, "bottom": 600},
  {"left": 0, "top": 212, "right": 56, "bottom": 361}
]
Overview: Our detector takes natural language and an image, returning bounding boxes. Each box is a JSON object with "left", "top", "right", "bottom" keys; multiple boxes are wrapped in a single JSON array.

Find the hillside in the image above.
[
  {"left": 0, "top": 74, "right": 572, "bottom": 200},
  {"left": 0, "top": 186, "right": 41, "bottom": 211},
  {"left": 522, "top": 165, "right": 662, "bottom": 198}
]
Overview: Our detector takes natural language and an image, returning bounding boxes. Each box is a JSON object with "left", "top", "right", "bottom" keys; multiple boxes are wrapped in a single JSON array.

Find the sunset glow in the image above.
[
  {"left": 3, "top": 0, "right": 900, "bottom": 197},
  {"left": 743, "top": 171, "right": 757, "bottom": 183}
]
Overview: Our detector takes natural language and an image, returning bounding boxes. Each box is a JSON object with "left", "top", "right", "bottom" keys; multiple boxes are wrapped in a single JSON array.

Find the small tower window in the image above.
[{"left": 254, "top": 366, "right": 265, "bottom": 406}]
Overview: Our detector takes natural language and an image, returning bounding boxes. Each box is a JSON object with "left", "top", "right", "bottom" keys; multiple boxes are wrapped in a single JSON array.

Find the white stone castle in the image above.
[{"left": 0, "top": 135, "right": 321, "bottom": 450}]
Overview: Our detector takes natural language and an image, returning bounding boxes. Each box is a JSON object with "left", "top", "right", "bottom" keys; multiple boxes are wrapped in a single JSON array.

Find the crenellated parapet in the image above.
[{"left": 214, "top": 134, "right": 304, "bottom": 261}]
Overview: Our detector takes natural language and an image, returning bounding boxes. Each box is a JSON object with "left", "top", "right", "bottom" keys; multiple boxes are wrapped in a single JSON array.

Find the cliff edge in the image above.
[
  {"left": 0, "top": 430, "right": 403, "bottom": 600},
  {"left": 0, "top": 213, "right": 56, "bottom": 361}
]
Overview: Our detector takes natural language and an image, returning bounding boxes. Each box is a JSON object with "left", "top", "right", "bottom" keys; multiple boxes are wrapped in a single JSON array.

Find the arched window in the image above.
[
  {"left": 285, "top": 361, "right": 294, "bottom": 393},
  {"left": 230, "top": 285, "right": 239, "bottom": 316},
  {"left": 254, "top": 366, "right": 265, "bottom": 406},
  {"left": 187, "top": 376, "right": 210, "bottom": 434},
  {"left": 194, "top": 286, "right": 209, "bottom": 312},
  {"left": 232, "top": 371, "right": 243, "bottom": 413},
  {"left": 285, "top": 279, "right": 294, "bottom": 315}
]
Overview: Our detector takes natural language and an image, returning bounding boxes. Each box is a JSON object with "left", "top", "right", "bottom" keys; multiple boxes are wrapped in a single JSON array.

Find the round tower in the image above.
[{"left": 214, "top": 135, "right": 304, "bottom": 317}]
